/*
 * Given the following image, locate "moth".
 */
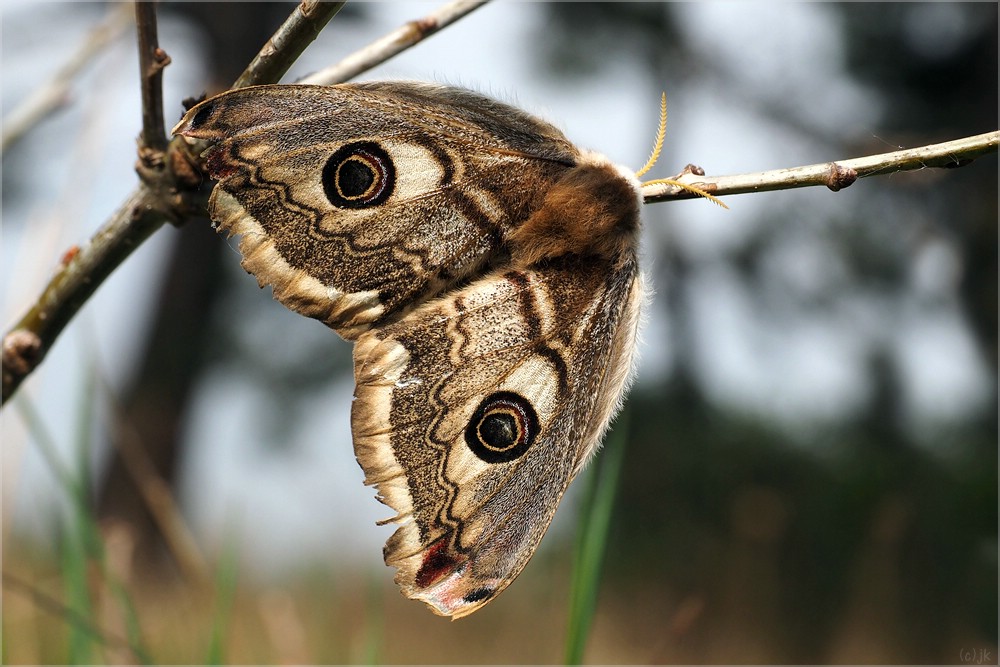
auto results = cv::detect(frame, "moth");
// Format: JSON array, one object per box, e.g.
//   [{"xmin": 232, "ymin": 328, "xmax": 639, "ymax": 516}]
[{"xmin": 174, "ymin": 82, "xmax": 650, "ymax": 618}]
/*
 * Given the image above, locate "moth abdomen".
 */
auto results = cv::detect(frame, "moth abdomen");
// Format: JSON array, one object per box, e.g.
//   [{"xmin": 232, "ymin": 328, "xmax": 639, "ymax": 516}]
[{"xmin": 508, "ymin": 152, "xmax": 642, "ymax": 266}]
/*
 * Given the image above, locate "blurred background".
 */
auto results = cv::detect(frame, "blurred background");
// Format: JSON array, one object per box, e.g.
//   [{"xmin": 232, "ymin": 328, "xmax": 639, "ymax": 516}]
[{"xmin": 2, "ymin": 1, "xmax": 996, "ymax": 663}]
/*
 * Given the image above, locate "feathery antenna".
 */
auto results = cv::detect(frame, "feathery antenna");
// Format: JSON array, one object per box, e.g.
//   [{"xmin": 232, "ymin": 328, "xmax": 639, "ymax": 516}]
[{"xmin": 635, "ymin": 92, "xmax": 729, "ymax": 209}]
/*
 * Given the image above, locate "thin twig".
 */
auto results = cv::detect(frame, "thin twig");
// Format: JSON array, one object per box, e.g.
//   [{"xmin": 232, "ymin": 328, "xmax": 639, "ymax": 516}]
[
  {"xmin": 233, "ymin": 0, "xmax": 346, "ymax": 89},
  {"xmin": 177, "ymin": 0, "xmax": 346, "ymax": 160},
  {"xmin": 2, "ymin": 187, "xmax": 181, "ymax": 405},
  {"xmin": 135, "ymin": 1, "xmax": 169, "ymax": 152},
  {"xmin": 642, "ymin": 130, "xmax": 999, "ymax": 204},
  {"xmin": 1, "ymin": 5, "xmax": 130, "ymax": 153},
  {"xmin": 300, "ymin": 0, "xmax": 491, "ymax": 85}
]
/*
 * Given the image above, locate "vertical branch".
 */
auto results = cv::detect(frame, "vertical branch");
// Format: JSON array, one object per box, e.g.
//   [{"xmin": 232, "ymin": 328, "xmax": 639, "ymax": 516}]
[{"xmin": 134, "ymin": 1, "xmax": 169, "ymax": 152}]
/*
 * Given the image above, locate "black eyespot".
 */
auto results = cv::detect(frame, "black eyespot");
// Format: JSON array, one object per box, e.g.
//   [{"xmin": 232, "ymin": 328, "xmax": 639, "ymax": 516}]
[
  {"xmin": 323, "ymin": 141, "xmax": 395, "ymax": 208},
  {"xmin": 465, "ymin": 392, "xmax": 539, "ymax": 463},
  {"xmin": 463, "ymin": 587, "xmax": 493, "ymax": 604}
]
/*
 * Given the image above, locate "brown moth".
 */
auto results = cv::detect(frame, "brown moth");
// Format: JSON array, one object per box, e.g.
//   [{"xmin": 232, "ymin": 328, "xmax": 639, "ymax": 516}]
[{"xmin": 173, "ymin": 82, "xmax": 644, "ymax": 618}]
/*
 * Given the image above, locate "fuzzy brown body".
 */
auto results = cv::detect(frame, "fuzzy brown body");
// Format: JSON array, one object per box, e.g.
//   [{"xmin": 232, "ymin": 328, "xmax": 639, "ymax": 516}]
[{"xmin": 175, "ymin": 82, "xmax": 643, "ymax": 617}]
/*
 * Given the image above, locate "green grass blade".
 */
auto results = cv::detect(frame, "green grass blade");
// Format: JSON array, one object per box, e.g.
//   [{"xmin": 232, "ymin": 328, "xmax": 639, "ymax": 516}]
[
  {"xmin": 17, "ymin": 387, "xmax": 98, "ymax": 663},
  {"xmin": 15, "ymin": 367, "xmax": 151, "ymax": 663},
  {"xmin": 107, "ymin": 576, "xmax": 151, "ymax": 664},
  {"xmin": 72, "ymin": 363, "xmax": 106, "ymax": 563},
  {"xmin": 79, "ymin": 360, "xmax": 151, "ymax": 662},
  {"xmin": 61, "ymin": 510, "xmax": 95, "ymax": 665},
  {"xmin": 563, "ymin": 409, "xmax": 629, "ymax": 665},
  {"xmin": 205, "ymin": 537, "xmax": 240, "ymax": 665},
  {"xmin": 360, "ymin": 570, "xmax": 384, "ymax": 665}
]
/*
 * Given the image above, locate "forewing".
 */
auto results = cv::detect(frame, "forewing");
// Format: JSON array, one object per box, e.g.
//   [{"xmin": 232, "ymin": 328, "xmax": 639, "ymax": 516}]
[{"xmin": 173, "ymin": 82, "xmax": 579, "ymax": 339}]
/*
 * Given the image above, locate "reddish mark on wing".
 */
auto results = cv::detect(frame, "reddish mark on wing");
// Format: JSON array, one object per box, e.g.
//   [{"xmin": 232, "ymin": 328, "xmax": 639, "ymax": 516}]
[
  {"xmin": 204, "ymin": 147, "xmax": 238, "ymax": 180},
  {"xmin": 415, "ymin": 539, "xmax": 460, "ymax": 588}
]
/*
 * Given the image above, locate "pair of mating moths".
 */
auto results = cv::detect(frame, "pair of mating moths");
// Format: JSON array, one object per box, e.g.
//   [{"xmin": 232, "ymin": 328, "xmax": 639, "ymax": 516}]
[{"xmin": 175, "ymin": 81, "xmax": 650, "ymax": 618}]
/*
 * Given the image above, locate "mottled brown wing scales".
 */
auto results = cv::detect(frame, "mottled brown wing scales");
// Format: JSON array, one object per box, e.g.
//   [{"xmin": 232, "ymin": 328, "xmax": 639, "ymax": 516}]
[
  {"xmin": 173, "ymin": 82, "xmax": 645, "ymax": 618},
  {"xmin": 175, "ymin": 83, "xmax": 579, "ymax": 341},
  {"xmin": 209, "ymin": 188, "xmax": 386, "ymax": 338},
  {"xmin": 352, "ymin": 255, "xmax": 642, "ymax": 617}
]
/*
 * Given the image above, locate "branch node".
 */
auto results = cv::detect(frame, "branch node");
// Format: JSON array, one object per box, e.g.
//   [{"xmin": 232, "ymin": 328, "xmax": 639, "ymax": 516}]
[
  {"xmin": 826, "ymin": 162, "xmax": 858, "ymax": 191},
  {"xmin": 135, "ymin": 145, "xmax": 167, "ymax": 192},
  {"xmin": 137, "ymin": 144, "xmax": 165, "ymax": 169},
  {"xmin": 411, "ymin": 16, "xmax": 441, "ymax": 37},
  {"xmin": 149, "ymin": 47, "xmax": 172, "ymax": 75},
  {"xmin": 3, "ymin": 329, "xmax": 43, "ymax": 380}
]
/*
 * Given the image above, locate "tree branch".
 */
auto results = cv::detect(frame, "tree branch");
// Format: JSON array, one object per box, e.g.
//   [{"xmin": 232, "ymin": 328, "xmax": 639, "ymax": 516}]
[
  {"xmin": 642, "ymin": 130, "xmax": 999, "ymax": 204},
  {"xmin": 300, "ymin": 0, "xmax": 491, "ymax": 85},
  {"xmin": 135, "ymin": 1, "xmax": 169, "ymax": 152},
  {"xmin": 232, "ymin": 0, "xmax": 346, "ymax": 89},
  {"xmin": 2, "ymin": 188, "xmax": 181, "ymax": 404}
]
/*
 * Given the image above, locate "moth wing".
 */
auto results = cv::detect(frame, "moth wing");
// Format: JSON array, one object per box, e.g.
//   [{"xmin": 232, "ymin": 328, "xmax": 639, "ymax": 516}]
[
  {"xmin": 352, "ymin": 256, "xmax": 643, "ymax": 617},
  {"xmin": 173, "ymin": 82, "xmax": 579, "ymax": 339}
]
